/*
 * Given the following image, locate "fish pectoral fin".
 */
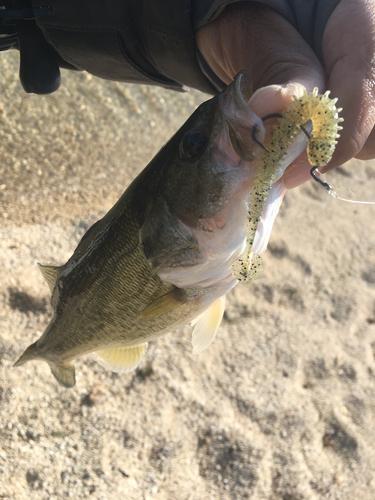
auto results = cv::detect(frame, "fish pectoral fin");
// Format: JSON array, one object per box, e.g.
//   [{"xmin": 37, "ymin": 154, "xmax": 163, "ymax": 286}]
[
  {"xmin": 138, "ymin": 287, "xmax": 188, "ymax": 321},
  {"xmin": 49, "ymin": 362, "xmax": 76, "ymax": 388},
  {"xmin": 38, "ymin": 263, "xmax": 62, "ymax": 292},
  {"xmin": 95, "ymin": 343, "xmax": 148, "ymax": 373},
  {"xmin": 192, "ymin": 296, "xmax": 226, "ymax": 354}
]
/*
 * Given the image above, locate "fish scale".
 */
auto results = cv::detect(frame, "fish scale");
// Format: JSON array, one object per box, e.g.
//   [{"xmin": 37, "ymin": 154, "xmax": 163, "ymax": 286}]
[{"xmin": 48, "ymin": 207, "xmax": 175, "ymax": 352}]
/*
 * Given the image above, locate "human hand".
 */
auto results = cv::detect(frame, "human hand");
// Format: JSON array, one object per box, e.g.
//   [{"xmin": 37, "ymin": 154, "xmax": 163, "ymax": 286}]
[{"xmin": 196, "ymin": 0, "xmax": 375, "ymax": 188}]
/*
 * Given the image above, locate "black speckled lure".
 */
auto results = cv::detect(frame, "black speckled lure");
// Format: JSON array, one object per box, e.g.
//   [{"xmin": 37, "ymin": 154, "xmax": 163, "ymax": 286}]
[{"xmin": 232, "ymin": 88, "xmax": 344, "ymax": 283}]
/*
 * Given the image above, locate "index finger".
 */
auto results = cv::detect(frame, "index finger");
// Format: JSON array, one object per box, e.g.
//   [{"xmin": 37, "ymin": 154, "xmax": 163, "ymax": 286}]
[{"xmin": 320, "ymin": 0, "xmax": 375, "ymax": 172}]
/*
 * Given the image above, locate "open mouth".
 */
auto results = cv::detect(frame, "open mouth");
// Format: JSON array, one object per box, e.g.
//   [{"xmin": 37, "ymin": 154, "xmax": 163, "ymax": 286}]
[
  {"xmin": 219, "ymin": 71, "xmax": 266, "ymax": 162},
  {"xmin": 219, "ymin": 72, "xmax": 315, "ymax": 282}
]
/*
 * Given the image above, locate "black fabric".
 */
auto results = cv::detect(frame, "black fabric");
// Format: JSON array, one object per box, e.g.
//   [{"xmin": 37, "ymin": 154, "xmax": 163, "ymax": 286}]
[{"xmin": 31, "ymin": 0, "xmax": 341, "ymax": 95}]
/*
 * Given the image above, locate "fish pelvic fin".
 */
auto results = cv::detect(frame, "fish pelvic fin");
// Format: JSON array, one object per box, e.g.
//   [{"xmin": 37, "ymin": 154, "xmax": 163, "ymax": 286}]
[
  {"xmin": 13, "ymin": 341, "xmax": 39, "ymax": 367},
  {"xmin": 192, "ymin": 296, "xmax": 226, "ymax": 354},
  {"xmin": 38, "ymin": 263, "xmax": 62, "ymax": 292},
  {"xmin": 49, "ymin": 362, "xmax": 76, "ymax": 388},
  {"xmin": 95, "ymin": 343, "xmax": 148, "ymax": 374}
]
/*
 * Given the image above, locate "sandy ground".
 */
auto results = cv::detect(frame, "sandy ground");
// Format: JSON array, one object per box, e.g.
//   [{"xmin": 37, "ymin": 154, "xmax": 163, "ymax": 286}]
[{"xmin": 1, "ymin": 51, "xmax": 375, "ymax": 500}]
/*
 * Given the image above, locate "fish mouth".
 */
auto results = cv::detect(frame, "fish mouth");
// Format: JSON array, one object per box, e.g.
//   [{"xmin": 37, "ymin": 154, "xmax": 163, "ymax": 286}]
[
  {"xmin": 219, "ymin": 72, "xmax": 314, "ymax": 261},
  {"xmin": 219, "ymin": 71, "xmax": 265, "ymax": 162}
]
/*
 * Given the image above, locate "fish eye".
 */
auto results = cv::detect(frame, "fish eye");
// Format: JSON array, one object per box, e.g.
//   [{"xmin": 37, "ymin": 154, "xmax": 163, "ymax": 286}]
[{"xmin": 179, "ymin": 130, "xmax": 208, "ymax": 160}]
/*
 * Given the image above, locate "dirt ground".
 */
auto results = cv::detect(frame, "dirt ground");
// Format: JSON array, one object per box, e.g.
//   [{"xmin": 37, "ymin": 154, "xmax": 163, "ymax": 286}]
[{"xmin": 1, "ymin": 51, "xmax": 375, "ymax": 500}]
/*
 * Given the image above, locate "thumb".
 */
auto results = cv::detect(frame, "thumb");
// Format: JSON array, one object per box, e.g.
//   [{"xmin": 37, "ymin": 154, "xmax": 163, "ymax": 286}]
[
  {"xmin": 196, "ymin": 2, "xmax": 326, "ymax": 188},
  {"xmin": 196, "ymin": 2, "xmax": 325, "ymax": 93}
]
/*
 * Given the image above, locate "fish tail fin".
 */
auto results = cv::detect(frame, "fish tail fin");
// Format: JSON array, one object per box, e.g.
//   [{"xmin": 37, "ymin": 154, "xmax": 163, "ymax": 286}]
[
  {"xmin": 13, "ymin": 342, "xmax": 39, "ymax": 367},
  {"xmin": 14, "ymin": 343, "xmax": 76, "ymax": 388},
  {"xmin": 49, "ymin": 362, "xmax": 76, "ymax": 388}
]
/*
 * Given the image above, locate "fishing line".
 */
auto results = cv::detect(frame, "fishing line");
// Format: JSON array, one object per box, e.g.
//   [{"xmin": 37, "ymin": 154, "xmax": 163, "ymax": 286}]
[{"xmin": 311, "ymin": 166, "xmax": 375, "ymax": 205}]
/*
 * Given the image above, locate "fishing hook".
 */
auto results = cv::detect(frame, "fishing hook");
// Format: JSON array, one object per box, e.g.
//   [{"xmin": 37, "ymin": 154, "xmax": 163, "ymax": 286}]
[
  {"xmin": 300, "ymin": 124, "xmax": 312, "ymax": 140},
  {"xmin": 251, "ymin": 113, "xmax": 283, "ymax": 151},
  {"xmin": 310, "ymin": 166, "xmax": 333, "ymax": 191}
]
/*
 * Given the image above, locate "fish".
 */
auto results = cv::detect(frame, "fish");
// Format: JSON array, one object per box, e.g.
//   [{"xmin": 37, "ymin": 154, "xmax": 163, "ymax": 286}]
[{"xmin": 14, "ymin": 71, "xmax": 309, "ymax": 388}]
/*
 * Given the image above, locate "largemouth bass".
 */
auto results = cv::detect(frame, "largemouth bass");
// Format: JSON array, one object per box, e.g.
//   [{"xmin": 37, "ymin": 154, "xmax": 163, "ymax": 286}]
[{"xmin": 14, "ymin": 71, "xmax": 309, "ymax": 388}]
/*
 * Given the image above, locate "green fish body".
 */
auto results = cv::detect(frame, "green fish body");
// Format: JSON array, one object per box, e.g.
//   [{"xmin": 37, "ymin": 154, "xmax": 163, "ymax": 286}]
[{"xmin": 14, "ymin": 72, "xmax": 307, "ymax": 387}]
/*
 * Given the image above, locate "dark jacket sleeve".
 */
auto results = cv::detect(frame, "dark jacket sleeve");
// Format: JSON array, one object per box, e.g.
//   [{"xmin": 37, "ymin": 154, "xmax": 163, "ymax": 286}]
[{"xmin": 31, "ymin": 0, "xmax": 341, "ymax": 95}]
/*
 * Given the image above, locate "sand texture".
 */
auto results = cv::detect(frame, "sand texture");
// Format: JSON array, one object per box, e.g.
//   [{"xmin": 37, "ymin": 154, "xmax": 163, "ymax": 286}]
[{"xmin": 1, "ymin": 51, "xmax": 375, "ymax": 499}]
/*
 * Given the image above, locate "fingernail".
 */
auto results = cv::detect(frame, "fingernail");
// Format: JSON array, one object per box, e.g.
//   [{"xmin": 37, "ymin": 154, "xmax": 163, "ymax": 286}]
[
  {"xmin": 280, "ymin": 82, "xmax": 307, "ymax": 103},
  {"xmin": 251, "ymin": 84, "xmax": 283, "ymax": 102}
]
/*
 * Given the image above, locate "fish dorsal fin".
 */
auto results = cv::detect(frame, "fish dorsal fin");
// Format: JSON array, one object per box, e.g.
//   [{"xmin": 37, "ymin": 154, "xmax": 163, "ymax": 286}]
[
  {"xmin": 192, "ymin": 296, "xmax": 226, "ymax": 354},
  {"xmin": 95, "ymin": 343, "xmax": 148, "ymax": 373},
  {"xmin": 138, "ymin": 287, "xmax": 188, "ymax": 321},
  {"xmin": 37, "ymin": 263, "xmax": 62, "ymax": 292}
]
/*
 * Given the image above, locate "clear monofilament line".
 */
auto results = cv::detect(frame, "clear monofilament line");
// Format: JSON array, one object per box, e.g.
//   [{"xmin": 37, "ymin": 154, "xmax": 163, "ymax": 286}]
[
  {"xmin": 311, "ymin": 167, "xmax": 375, "ymax": 205},
  {"xmin": 329, "ymin": 190, "xmax": 375, "ymax": 205}
]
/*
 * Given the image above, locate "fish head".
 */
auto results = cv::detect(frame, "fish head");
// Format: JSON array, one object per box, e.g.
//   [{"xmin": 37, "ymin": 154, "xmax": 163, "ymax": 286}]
[
  {"xmin": 140, "ymin": 71, "xmax": 268, "ymax": 287},
  {"xmin": 159, "ymin": 71, "xmax": 265, "ymax": 227}
]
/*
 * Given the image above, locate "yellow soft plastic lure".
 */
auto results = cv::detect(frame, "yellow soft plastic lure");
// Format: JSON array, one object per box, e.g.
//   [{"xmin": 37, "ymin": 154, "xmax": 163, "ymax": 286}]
[{"xmin": 232, "ymin": 88, "xmax": 344, "ymax": 283}]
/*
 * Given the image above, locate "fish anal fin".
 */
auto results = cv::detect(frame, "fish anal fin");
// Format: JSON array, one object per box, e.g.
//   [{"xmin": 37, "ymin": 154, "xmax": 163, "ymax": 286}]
[
  {"xmin": 38, "ymin": 263, "xmax": 62, "ymax": 292},
  {"xmin": 138, "ymin": 288, "xmax": 188, "ymax": 321},
  {"xmin": 96, "ymin": 343, "xmax": 148, "ymax": 373},
  {"xmin": 50, "ymin": 362, "xmax": 76, "ymax": 388},
  {"xmin": 192, "ymin": 296, "xmax": 226, "ymax": 354}
]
